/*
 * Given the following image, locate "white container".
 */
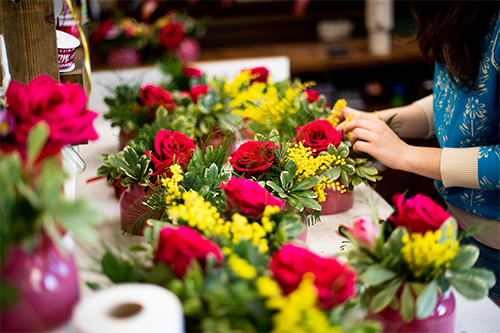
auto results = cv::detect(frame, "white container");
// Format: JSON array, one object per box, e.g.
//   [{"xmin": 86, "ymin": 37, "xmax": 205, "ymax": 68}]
[{"xmin": 56, "ymin": 30, "xmax": 80, "ymax": 72}]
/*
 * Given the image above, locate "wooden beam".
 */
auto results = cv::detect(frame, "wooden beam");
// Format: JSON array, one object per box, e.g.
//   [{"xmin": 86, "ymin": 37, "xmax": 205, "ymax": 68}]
[{"xmin": 0, "ymin": 0, "xmax": 59, "ymax": 84}]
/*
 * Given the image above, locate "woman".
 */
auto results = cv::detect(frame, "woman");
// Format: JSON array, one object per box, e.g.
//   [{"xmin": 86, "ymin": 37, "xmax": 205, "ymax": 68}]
[{"xmin": 339, "ymin": 1, "xmax": 499, "ymax": 303}]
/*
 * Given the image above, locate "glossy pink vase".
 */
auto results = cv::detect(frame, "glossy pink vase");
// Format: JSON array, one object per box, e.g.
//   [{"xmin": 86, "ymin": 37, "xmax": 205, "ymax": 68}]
[
  {"xmin": 107, "ymin": 47, "xmax": 142, "ymax": 68},
  {"xmin": 120, "ymin": 184, "xmax": 152, "ymax": 236},
  {"xmin": 0, "ymin": 235, "xmax": 80, "ymax": 332},
  {"xmin": 320, "ymin": 187, "xmax": 354, "ymax": 215},
  {"xmin": 368, "ymin": 291, "xmax": 456, "ymax": 333}
]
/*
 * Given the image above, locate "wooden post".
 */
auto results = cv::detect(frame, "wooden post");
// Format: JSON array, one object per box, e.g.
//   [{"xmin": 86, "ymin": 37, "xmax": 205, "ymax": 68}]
[{"xmin": 0, "ymin": 0, "xmax": 59, "ymax": 84}]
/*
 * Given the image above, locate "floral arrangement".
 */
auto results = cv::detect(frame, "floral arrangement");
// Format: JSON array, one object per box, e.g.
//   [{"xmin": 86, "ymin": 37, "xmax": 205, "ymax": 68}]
[
  {"xmin": 342, "ymin": 193, "xmax": 496, "ymax": 322},
  {"xmin": 88, "ymin": 180, "xmax": 380, "ymax": 332},
  {"xmin": 149, "ymin": 10, "xmax": 207, "ymax": 56},
  {"xmin": 90, "ymin": 17, "xmax": 150, "ymax": 51},
  {"xmin": 0, "ymin": 75, "xmax": 102, "ymax": 310},
  {"xmin": 222, "ymin": 67, "xmax": 331, "ymax": 141},
  {"xmin": 90, "ymin": 10, "xmax": 207, "ymax": 63},
  {"xmin": 102, "ymin": 58, "xmax": 240, "ymax": 149},
  {"xmin": 228, "ymin": 116, "xmax": 381, "ymax": 225}
]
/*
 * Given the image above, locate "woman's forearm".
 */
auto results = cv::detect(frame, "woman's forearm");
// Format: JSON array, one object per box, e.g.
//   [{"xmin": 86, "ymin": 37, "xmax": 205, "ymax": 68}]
[
  {"xmin": 398, "ymin": 145, "xmax": 442, "ymax": 181},
  {"xmin": 377, "ymin": 102, "xmax": 431, "ymax": 139}
]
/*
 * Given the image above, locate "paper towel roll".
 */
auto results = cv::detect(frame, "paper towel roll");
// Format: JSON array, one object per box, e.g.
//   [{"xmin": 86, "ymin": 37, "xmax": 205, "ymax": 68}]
[{"xmin": 72, "ymin": 283, "xmax": 184, "ymax": 333}]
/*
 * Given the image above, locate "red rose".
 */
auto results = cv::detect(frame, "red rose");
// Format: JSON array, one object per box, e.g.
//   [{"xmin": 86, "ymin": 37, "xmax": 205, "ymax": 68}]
[
  {"xmin": 183, "ymin": 67, "xmax": 202, "ymax": 78},
  {"xmin": 91, "ymin": 20, "xmax": 114, "ymax": 44},
  {"xmin": 247, "ymin": 67, "xmax": 269, "ymax": 84},
  {"xmin": 189, "ymin": 85, "xmax": 210, "ymax": 103},
  {"xmin": 270, "ymin": 243, "xmax": 356, "ymax": 309},
  {"xmin": 295, "ymin": 119, "xmax": 343, "ymax": 155},
  {"xmin": 140, "ymin": 84, "xmax": 177, "ymax": 113},
  {"xmin": 147, "ymin": 130, "xmax": 195, "ymax": 177},
  {"xmin": 304, "ymin": 89, "xmax": 320, "ymax": 102},
  {"xmin": 229, "ymin": 141, "xmax": 278, "ymax": 178},
  {"xmin": 389, "ymin": 193, "xmax": 452, "ymax": 234},
  {"xmin": 221, "ymin": 177, "xmax": 284, "ymax": 218},
  {"xmin": 155, "ymin": 226, "xmax": 223, "ymax": 278},
  {"xmin": 158, "ymin": 23, "xmax": 184, "ymax": 49},
  {"xmin": 4, "ymin": 75, "xmax": 98, "ymax": 158}
]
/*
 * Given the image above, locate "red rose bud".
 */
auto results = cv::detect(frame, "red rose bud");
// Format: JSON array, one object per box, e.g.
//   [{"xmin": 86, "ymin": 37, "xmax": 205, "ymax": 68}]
[
  {"xmin": 155, "ymin": 226, "xmax": 223, "ymax": 279},
  {"xmin": 229, "ymin": 140, "xmax": 278, "ymax": 178},
  {"xmin": 304, "ymin": 89, "xmax": 320, "ymax": 102},
  {"xmin": 389, "ymin": 193, "xmax": 452, "ymax": 234},
  {"xmin": 147, "ymin": 129, "xmax": 195, "ymax": 178},
  {"xmin": 183, "ymin": 67, "xmax": 202, "ymax": 78},
  {"xmin": 189, "ymin": 85, "xmax": 210, "ymax": 103},
  {"xmin": 5, "ymin": 75, "xmax": 98, "ymax": 159},
  {"xmin": 295, "ymin": 119, "xmax": 343, "ymax": 155},
  {"xmin": 140, "ymin": 85, "xmax": 177, "ymax": 113},
  {"xmin": 247, "ymin": 67, "xmax": 270, "ymax": 84},
  {"xmin": 270, "ymin": 243, "xmax": 356, "ymax": 309},
  {"xmin": 158, "ymin": 23, "xmax": 184, "ymax": 48},
  {"xmin": 221, "ymin": 177, "xmax": 284, "ymax": 218}
]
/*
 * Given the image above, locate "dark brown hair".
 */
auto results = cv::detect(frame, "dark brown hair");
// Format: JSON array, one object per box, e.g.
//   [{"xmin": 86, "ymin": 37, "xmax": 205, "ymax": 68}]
[{"xmin": 409, "ymin": 0, "xmax": 499, "ymax": 91}]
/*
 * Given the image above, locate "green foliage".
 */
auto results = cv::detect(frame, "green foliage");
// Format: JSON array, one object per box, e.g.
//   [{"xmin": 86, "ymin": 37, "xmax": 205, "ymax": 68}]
[
  {"xmin": 343, "ymin": 215, "xmax": 496, "ymax": 322},
  {"xmin": 0, "ymin": 122, "xmax": 102, "ymax": 309}
]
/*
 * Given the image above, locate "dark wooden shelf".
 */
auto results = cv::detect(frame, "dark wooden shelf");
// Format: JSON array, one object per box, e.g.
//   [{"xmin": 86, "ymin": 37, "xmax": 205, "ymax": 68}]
[
  {"xmin": 199, "ymin": 37, "xmax": 425, "ymax": 77},
  {"xmin": 60, "ymin": 46, "xmax": 89, "ymax": 93}
]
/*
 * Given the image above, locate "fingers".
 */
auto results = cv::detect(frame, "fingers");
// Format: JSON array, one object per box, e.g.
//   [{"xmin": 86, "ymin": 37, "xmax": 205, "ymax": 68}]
[{"xmin": 348, "ymin": 127, "xmax": 375, "ymax": 146}]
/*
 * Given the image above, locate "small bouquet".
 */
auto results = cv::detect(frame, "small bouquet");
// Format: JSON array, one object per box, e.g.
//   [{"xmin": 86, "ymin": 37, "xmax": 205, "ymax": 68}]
[
  {"xmin": 342, "ymin": 193, "xmax": 496, "ymax": 323},
  {"xmin": 148, "ymin": 10, "xmax": 207, "ymax": 61},
  {"xmin": 88, "ymin": 186, "xmax": 379, "ymax": 332},
  {"xmin": 0, "ymin": 76, "xmax": 102, "ymax": 322},
  {"xmin": 224, "ymin": 67, "xmax": 331, "ymax": 141},
  {"xmin": 90, "ymin": 17, "xmax": 150, "ymax": 51}
]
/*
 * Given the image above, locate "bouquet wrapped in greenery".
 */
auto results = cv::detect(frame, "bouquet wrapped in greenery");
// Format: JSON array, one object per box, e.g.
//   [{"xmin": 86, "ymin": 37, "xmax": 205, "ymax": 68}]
[
  {"xmin": 88, "ymin": 181, "xmax": 380, "ymax": 332},
  {"xmin": 342, "ymin": 193, "xmax": 496, "ymax": 322}
]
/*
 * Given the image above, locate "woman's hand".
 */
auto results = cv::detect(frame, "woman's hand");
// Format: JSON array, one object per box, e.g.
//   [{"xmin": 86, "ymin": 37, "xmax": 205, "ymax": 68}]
[
  {"xmin": 336, "ymin": 106, "xmax": 381, "ymax": 131},
  {"xmin": 341, "ymin": 116, "xmax": 409, "ymax": 171}
]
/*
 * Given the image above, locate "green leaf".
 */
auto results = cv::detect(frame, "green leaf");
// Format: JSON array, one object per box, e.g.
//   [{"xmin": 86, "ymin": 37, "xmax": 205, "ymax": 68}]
[
  {"xmin": 370, "ymin": 280, "xmax": 402, "ymax": 313},
  {"xmin": 341, "ymin": 163, "xmax": 356, "ymax": 175},
  {"xmin": 359, "ymin": 265, "xmax": 397, "ymax": 286},
  {"xmin": 337, "ymin": 142, "xmax": 349, "ymax": 159},
  {"xmin": 448, "ymin": 269, "xmax": 495, "ymax": 299},
  {"xmin": 416, "ymin": 280, "xmax": 437, "ymax": 319},
  {"xmin": 290, "ymin": 194, "xmax": 321, "ymax": 211},
  {"xmin": 205, "ymin": 163, "xmax": 218, "ymax": 180},
  {"xmin": 327, "ymin": 144, "xmax": 338, "ymax": 155},
  {"xmin": 27, "ymin": 121, "xmax": 49, "ymax": 167},
  {"xmin": 400, "ymin": 284, "xmax": 415, "ymax": 322},
  {"xmin": 266, "ymin": 181, "xmax": 287, "ymax": 198},
  {"xmin": 101, "ymin": 248, "xmax": 137, "ymax": 283},
  {"xmin": 340, "ymin": 170, "xmax": 349, "ymax": 187},
  {"xmin": 324, "ymin": 167, "xmax": 341, "ymax": 180},
  {"xmin": 291, "ymin": 176, "xmax": 321, "ymax": 192},
  {"xmin": 280, "ymin": 171, "xmax": 293, "ymax": 190},
  {"xmin": 449, "ymin": 245, "xmax": 479, "ymax": 271},
  {"xmin": 285, "ymin": 159, "xmax": 297, "ymax": 177}
]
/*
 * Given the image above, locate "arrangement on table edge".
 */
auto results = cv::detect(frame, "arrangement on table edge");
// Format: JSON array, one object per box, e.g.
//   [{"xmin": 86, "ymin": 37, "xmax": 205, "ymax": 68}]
[
  {"xmin": 0, "ymin": 75, "xmax": 102, "ymax": 330},
  {"xmin": 97, "ymin": 62, "xmax": 383, "ymax": 233},
  {"xmin": 341, "ymin": 193, "xmax": 496, "ymax": 323}
]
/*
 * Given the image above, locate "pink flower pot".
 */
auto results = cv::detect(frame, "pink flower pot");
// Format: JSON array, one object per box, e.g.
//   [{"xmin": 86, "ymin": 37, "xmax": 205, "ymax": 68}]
[
  {"xmin": 0, "ymin": 234, "xmax": 80, "ymax": 332},
  {"xmin": 107, "ymin": 47, "xmax": 142, "ymax": 68},
  {"xmin": 320, "ymin": 187, "xmax": 354, "ymax": 215},
  {"xmin": 120, "ymin": 184, "xmax": 153, "ymax": 236},
  {"xmin": 367, "ymin": 291, "xmax": 456, "ymax": 333}
]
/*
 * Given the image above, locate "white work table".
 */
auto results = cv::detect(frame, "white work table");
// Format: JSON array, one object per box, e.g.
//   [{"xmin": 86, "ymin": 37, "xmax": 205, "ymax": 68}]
[{"xmin": 69, "ymin": 114, "xmax": 500, "ymax": 333}]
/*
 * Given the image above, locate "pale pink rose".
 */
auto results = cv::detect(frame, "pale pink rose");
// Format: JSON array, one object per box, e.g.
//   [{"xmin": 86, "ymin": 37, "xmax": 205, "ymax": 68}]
[{"xmin": 349, "ymin": 216, "xmax": 380, "ymax": 250}]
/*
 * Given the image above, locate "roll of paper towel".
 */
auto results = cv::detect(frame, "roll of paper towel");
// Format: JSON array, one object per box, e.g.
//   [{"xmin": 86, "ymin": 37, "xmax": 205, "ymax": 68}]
[{"xmin": 72, "ymin": 283, "xmax": 184, "ymax": 333}]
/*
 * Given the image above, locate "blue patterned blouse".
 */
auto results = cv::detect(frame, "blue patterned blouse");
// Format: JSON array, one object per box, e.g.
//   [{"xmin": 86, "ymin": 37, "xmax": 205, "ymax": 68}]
[{"xmin": 433, "ymin": 11, "xmax": 500, "ymax": 221}]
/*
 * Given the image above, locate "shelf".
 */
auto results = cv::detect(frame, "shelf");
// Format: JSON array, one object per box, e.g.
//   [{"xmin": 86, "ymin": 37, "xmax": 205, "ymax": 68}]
[
  {"xmin": 199, "ymin": 37, "xmax": 426, "ymax": 77},
  {"xmin": 60, "ymin": 46, "xmax": 89, "ymax": 94}
]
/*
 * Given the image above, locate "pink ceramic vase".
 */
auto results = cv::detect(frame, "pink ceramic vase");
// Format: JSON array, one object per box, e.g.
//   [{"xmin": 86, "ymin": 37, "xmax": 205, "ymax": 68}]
[
  {"xmin": 107, "ymin": 47, "xmax": 142, "ymax": 68},
  {"xmin": 367, "ymin": 291, "xmax": 456, "ymax": 333},
  {"xmin": 320, "ymin": 187, "xmax": 354, "ymax": 215},
  {"xmin": 120, "ymin": 184, "xmax": 153, "ymax": 236},
  {"xmin": 0, "ymin": 234, "xmax": 80, "ymax": 332}
]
